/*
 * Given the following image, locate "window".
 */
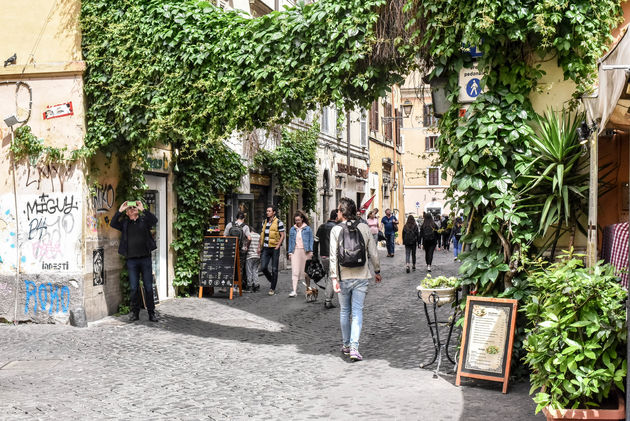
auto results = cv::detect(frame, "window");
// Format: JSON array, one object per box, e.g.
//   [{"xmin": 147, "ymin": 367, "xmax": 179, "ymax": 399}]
[
  {"xmin": 384, "ymin": 101, "xmax": 393, "ymax": 142},
  {"xmin": 369, "ymin": 100, "xmax": 379, "ymax": 132},
  {"xmin": 425, "ymin": 135, "xmax": 438, "ymax": 152},
  {"xmin": 321, "ymin": 105, "xmax": 329, "ymax": 133},
  {"xmin": 360, "ymin": 110, "xmax": 367, "ymax": 147},
  {"xmin": 428, "ymin": 168, "xmax": 440, "ymax": 186},
  {"xmin": 423, "ymin": 104, "xmax": 437, "ymax": 127}
]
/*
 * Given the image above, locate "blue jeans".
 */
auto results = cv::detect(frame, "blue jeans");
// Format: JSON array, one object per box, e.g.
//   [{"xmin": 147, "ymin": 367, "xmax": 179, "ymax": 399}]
[
  {"xmin": 338, "ymin": 278, "xmax": 369, "ymax": 350},
  {"xmin": 385, "ymin": 233, "xmax": 395, "ymax": 255},
  {"xmin": 127, "ymin": 256, "xmax": 155, "ymax": 314},
  {"xmin": 260, "ymin": 247, "xmax": 280, "ymax": 290},
  {"xmin": 453, "ymin": 236, "xmax": 463, "ymax": 258}
]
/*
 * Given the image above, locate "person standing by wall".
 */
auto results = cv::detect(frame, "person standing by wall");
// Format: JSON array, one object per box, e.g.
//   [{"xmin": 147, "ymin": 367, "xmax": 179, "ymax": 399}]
[
  {"xmin": 402, "ymin": 215, "xmax": 419, "ymax": 273},
  {"xmin": 330, "ymin": 197, "xmax": 381, "ymax": 361},
  {"xmin": 380, "ymin": 208, "xmax": 398, "ymax": 257},
  {"xmin": 224, "ymin": 211, "xmax": 251, "ymax": 290},
  {"xmin": 110, "ymin": 200, "xmax": 158, "ymax": 322},
  {"xmin": 420, "ymin": 213, "xmax": 439, "ymax": 272},
  {"xmin": 314, "ymin": 210, "xmax": 339, "ymax": 309},
  {"xmin": 259, "ymin": 205, "xmax": 285, "ymax": 296},
  {"xmin": 287, "ymin": 210, "xmax": 313, "ymax": 298}
]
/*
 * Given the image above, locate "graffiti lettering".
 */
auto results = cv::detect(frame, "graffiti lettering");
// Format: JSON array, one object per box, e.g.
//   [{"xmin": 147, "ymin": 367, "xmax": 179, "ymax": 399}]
[
  {"xmin": 41, "ymin": 262, "xmax": 69, "ymax": 270},
  {"xmin": 27, "ymin": 214, "xmax": 74, "ymax": 241},
  {"xmin": 92, "ymin": 184, "xmax": 115, "ymax": 213},
  {"xmin": 25, "ymin": 162, "xmax": 74, "ymax": 193},
  {"xmin": 32, "ymin": 239, "xmax": 62, "ymax": 260},
  {"xmin": 24, "ymin": 280, "xmax": 70, "ymax": 314},
  {"xmin": 25, "ymin": 194, "xmax": 78, "ymax": 220}
]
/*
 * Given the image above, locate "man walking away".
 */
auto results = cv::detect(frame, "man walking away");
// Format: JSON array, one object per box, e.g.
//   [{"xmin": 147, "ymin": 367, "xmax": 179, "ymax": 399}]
[
  {"xmin": 330, "ymin": 198, "xmax": 381, "ymax": 361},
  {"xmin": 110, "ymin": 200, "xmax": 159, "ymax": 322},
  {"xmin": 380, "ymin": 208, "xmax": 398, "ymax": 257},
  {"xmin": 314, "ymin": 210, "xmax": 338, "ymax": 309},
  {"xmin": 224, "ymin": 211, "xmax": 251, "ymax": 290},
  {"xmin": 258, "ymin": 205, "xmax": 285, "ymax": 296}
]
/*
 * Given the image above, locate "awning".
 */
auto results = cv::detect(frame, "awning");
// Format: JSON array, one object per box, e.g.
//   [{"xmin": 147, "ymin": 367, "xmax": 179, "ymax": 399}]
[{"xmin": 584, "ymin": 25, "xmax": 630, "ymax": 133}]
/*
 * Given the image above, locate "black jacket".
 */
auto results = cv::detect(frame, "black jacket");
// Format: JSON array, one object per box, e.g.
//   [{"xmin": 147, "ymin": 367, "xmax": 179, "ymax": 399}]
[
  {"xmin": 110, "ymin": 210, "xmax": 158, "ymax": 258},
  {"xmin": 314, "ymin": 220, "xmax": 337, "ymax": 258}
]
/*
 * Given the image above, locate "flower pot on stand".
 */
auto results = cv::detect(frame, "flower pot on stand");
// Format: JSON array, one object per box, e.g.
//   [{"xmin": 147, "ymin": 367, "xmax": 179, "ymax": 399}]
[{"xmin": 417, "ymin": 286, "xmax": 456, "ymax": 307}]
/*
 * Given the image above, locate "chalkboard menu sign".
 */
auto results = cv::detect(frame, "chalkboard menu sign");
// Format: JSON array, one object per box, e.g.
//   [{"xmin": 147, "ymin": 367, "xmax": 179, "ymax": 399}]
[
  {"xmin": 456, "ymin": 296, "xmax": 518, "ymax": 394},
  {"xmin": 199, "ymin": 236, "xmax": 238, "ymax": 287}
]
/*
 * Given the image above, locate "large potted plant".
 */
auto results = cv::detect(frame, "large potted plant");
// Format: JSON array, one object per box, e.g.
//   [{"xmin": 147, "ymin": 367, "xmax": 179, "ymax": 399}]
[
  {"xmin": 523, "ymin": 255, "xmax": 627, "ymax": 420},
  {"xmin": 416, "ymin": 275, "xmax": 458, "ymax": 307}
]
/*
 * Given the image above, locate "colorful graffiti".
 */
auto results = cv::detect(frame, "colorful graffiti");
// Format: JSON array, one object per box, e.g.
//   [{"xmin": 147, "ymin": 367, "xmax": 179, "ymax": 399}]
[
  {"xmin": 0, "ymin": 200, "xmax": 17, "ymax": 272},
  {"xmin": 24, "ymin": 280, "xmax": 71, "ymax": 315}
]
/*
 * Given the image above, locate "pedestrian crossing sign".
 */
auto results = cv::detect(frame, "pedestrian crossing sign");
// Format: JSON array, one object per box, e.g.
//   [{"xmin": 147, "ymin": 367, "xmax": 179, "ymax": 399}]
[{"xmin": 458, "ymin": 62, "xmax": 484, "ymax": 103}]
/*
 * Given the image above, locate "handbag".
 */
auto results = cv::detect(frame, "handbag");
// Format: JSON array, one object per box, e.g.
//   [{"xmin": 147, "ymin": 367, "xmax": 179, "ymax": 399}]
[
  {"xmin": 305, "ymin": 259, "xmax": 325, "ymax": 282},
  {"xmin": 377, "ymin": 231, "xmax": 386, "ymax": 242}
]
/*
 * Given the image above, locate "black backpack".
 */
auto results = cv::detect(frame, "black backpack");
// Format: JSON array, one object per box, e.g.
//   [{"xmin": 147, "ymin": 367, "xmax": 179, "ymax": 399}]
[
  {"xmin": 337, "ymin": 219, "xmax": 367, "ymax": 268},
  {"xmin": 422, "ymin": 224, "xmax": 436, "ymax": 241},
  {"xmin": 228, "ymin": 222, "xmax": 248, "ymax": 250},
  {"xmin": 402, "ymin": 226, "xmax": 418, "ymax": 246}
]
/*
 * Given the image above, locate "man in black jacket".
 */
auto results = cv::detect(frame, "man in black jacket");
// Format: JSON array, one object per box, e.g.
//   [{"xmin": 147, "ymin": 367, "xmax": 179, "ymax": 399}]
[
  {"xmin": 110, "ymin": 200, "xmax": 158, "ymax": 322},
  {"xmin": 314, "ymin": 210, "xmax": 338, "ymax": 309}
]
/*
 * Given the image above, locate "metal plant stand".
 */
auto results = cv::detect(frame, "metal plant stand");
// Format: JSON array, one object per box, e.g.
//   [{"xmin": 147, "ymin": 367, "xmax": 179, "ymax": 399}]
[{"xmin": 418, "ymin": 289, "xmax": 460, "ymax": 378}]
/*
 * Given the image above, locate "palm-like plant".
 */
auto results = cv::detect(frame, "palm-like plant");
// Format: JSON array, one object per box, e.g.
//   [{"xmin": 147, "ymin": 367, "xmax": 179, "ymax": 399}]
[{"xmin": 518, "ymin": 109, "xmax": 589, "ymax": 258}]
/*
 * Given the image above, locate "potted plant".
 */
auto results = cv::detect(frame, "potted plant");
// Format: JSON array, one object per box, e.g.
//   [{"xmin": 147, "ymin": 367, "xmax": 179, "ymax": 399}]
[
  {"xmin": 416, "ymin": 275, "xmax": 458, "ymax": 307},
  {"xmin": 523, "ymin": 255, "xmax": 627, "ymax": 420}
]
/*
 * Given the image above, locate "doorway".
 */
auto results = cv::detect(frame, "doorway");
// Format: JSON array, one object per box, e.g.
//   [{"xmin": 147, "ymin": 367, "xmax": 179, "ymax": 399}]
[{"xmin": 144, "ymin": 174, "xmax": 168, "ymax": 300}]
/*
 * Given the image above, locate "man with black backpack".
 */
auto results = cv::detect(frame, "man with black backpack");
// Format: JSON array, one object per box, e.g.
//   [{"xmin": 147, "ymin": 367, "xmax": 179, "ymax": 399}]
[
  {"xmin": 329, "ymin": 197, "xmax": 381, "ymax": 362},
  {"xmin": 224, "ymin": 211, "xmax": 251, "ymax": 290}
]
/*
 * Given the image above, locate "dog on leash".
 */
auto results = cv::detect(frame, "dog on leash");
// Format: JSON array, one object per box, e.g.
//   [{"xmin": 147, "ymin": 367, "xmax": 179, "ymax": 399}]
[{"xmin": 302, "ymin": 282, "xmax": 318, "ymax": 302}]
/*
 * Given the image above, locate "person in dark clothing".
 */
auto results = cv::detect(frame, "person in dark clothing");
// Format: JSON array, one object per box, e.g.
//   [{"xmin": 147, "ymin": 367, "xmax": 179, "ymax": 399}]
[
  {"xmin": 110, "ymin": 200, "xmax": 158, "ymax": 322},
  {"xmin": 402, "ymin": 215, "xmax": 419, "ymax": 273},
  {"xmin": 420, "ymin": 213, "xmax": 439, "ymax": 272},
  {"xmin": 314, "ymin": 210, "xmax": 339, "ymax": 308},
  {"xmin": 441, "ymin": 215, "xmax": 451, "ymax": 252},
  {"xmin": 451, "ymin": 217, "xmax": 464, "ymax": 260},
  {"xmin": 380, "ymin": 208, "xmax": 398, "ymax": 257}
]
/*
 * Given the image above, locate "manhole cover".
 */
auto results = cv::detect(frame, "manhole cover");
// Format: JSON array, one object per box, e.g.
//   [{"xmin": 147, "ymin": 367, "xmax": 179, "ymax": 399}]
[{"xmin": 0, "ymin": 360, "xmax": 61, "ymax": 371}]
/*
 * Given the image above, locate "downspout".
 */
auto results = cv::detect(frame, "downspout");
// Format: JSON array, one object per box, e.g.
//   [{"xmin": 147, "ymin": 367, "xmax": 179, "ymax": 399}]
[
  {"xmin": 346, "ymin": 110, "xmax": 351, "ymax": 169},
  {"xmin": 10, "ymin": 127, "xmax": 21, "ymax": 324}
]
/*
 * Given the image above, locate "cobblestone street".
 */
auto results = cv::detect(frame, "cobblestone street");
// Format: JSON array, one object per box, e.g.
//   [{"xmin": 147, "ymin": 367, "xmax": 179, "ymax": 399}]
[{"xmin": 0, "ymin": 246, "xmax": 543, "ymax": 420}]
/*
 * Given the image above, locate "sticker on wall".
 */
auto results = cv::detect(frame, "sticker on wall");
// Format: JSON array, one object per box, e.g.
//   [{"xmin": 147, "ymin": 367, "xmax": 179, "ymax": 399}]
[{"xmin": 43, "ymin": 102, "xmax": 73, "ymax": 120}]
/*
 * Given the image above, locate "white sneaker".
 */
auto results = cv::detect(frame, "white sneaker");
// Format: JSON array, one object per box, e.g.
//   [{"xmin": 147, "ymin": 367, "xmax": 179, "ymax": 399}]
[
  {"xmin": 427, "ymin": 265, "xmax": 432, "ymax": 272},
  {"xmin": 289, "ymin": 291, "xmax": 297, "ymax": 297}
]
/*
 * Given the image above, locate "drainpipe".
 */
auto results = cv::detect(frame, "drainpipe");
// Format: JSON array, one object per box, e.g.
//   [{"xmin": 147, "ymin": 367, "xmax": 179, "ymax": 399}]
[
  {"xmin": 10, "ymin": 127, "xmax": 21, "ymax": 325},
  {"xmin": 346, "ymin": 110, "xmax": 351, "ymax": 169}
]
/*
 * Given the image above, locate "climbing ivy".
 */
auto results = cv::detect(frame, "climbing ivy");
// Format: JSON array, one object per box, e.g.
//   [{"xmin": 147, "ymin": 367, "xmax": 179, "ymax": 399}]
[
  {"xmin": 9, "ymin": 125, "xmax": 89, "ymax": 165},
  {"xmin": 407, "ymin": 0, "xmax": 623, "ymax": 296},
  {"xmin": 254, "ymin": 125, "xmax": 319, "ymax": 217},
  {"xmin": 171, "ymin": 142, "xmax": 246, "ymax": 293}
]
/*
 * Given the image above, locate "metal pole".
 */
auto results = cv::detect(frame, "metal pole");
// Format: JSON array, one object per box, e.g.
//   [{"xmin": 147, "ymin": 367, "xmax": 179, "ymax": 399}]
[{"xmin": 586, "ymin": 129, "xmax": 598, "ymax": 267}]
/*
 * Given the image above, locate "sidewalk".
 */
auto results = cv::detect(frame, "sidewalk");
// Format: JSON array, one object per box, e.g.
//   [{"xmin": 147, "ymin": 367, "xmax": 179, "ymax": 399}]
[{"xmin": 0, "ymin": 245, "xmax": 543, "ymax": 420}]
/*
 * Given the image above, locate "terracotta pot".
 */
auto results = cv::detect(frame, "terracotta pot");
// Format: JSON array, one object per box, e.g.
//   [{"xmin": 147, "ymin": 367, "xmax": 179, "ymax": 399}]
[
  {"xmin": 542, "ymin": 392, "xmax": 625, "ymax": 421},
  {"xmin": 417, "ymin": 286, "xmax": 456, "ymax": 307}
]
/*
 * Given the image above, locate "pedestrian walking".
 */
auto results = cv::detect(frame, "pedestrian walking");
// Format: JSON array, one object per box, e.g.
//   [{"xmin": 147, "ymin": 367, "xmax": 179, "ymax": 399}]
[
  {"xmin": 420, "ymin": 212, "xmax": 439, "ymax": 272},
  {"xmin": 314, "ymin": 210, "xmax": 339, "ymax": 308},
  {"xmin": 402, "ymin": 215, "xmax": 419, "ymax": 273},
  {"xmin": 366, "ymin": 210, "xmax": 379, "ymax": 242},
  {"xmin": 441, "ymin": 215, "xmax": 451, "ymax": 252},
  {"xmin": 380, "ymin": 208, "xmax": 398, "ymax": 257},
  {"xmin": 287, "ymin": 210, "xmax": 314, "ymax": 298},
  {"xmin": 330, "ymin": 197, "xmax": 381, "ymax": 361},
  {"xmin": 451, "ymin": 217, "xmax": 464, "ymax": 260},
  {"xmin": 246, "ymin": 228, "xmax": 261, "ymax": 292},
  {"xmin": 110, "ymin": 200, "xmax": 159, "ymax": 322},
  {"xmin": 224, "ymin": 211, "xmax": 251, "ymax": 290},
  {"xmin": 259, "ymin": 205, "xmax": 286, "ymax": 296}
]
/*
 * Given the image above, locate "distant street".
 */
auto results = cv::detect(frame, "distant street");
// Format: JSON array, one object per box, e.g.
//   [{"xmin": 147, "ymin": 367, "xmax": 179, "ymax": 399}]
[{"xmin": 0, "ymin": 245, "xmax": 542, "ymax": 420}]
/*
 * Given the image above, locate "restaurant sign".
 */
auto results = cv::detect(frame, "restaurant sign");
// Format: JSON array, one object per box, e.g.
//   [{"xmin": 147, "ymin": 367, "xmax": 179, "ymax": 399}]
[{"xmin": 337, "ymin": 163, "xmax": 368, "ymax": 179}]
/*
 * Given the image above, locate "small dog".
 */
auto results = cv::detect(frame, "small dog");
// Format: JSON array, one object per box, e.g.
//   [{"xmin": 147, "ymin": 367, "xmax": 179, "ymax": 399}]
[{"xmin": 302, "ymin": 282, "xmax": 318, "ymax": 302}]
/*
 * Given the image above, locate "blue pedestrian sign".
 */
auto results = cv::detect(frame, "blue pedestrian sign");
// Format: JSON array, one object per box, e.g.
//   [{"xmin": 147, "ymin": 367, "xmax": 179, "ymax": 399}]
[
  {"xmin": 415, "ymin": 201, "xmax": 420, "ymax": 207},
  {"xmin": 466, "ymin": 78, "xmax": 481, "ymax": 98}
]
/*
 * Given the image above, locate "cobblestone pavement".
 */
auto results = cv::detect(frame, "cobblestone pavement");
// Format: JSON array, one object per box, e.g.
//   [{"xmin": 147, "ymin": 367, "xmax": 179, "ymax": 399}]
[{"xmin": 0, "ymin": 245, "xmax": 543, "ymax": 420}]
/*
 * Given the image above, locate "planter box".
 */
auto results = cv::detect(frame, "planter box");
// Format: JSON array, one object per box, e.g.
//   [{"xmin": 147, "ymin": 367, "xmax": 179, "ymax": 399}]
[
  {"xmin": 542, "ymin": 392, "xmax": 625, "ymax": 421},
  {"xmin": 417, "ymin": 286, "xmax": 456, "ymax": 307}
]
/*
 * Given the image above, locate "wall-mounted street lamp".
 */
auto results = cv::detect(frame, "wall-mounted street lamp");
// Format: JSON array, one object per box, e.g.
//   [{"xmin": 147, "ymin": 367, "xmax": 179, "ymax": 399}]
[
  {"xmin": 423, "ymin": 76, "xmax": 450, "ymax": 118},
  {"xmin": 382, "ymin": 100, "xmax": 413, "ymax": 124},
  {"xmin": 4, "ymin": 115, "xmax": 18, "ymax": 127}
]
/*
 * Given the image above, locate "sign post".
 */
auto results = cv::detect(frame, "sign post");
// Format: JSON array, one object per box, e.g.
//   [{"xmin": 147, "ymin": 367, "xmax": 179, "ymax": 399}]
[
  {"xmin": 198, "ymin": 236, "xmax": 242, "ymax": 300},
  {"xmin": 456, "ymin": 296, "xmax": 518, "ymax": 393}
]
